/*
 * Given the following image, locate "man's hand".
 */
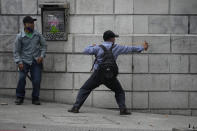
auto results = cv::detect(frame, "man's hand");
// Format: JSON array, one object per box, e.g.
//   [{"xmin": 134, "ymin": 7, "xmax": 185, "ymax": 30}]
[
  {"xmin": 37, "ymin": 57, "xmax": 43, "ymax": 64},
  {"xmin": 92, "ymin": 43, "xmax": 96, "ymax": 46},
  {"xmin": 18, "ymin": 63, "xmax": 24, "ymax": 71},
  {"xmin": 143, "ymin": 41, "xmax": 148, "ymax": 51}
]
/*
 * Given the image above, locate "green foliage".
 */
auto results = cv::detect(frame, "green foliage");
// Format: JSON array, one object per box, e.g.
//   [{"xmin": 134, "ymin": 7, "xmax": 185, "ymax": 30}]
[{"xmin": 50, "ymin": 25, "xmax": 59, "ymax": 34}]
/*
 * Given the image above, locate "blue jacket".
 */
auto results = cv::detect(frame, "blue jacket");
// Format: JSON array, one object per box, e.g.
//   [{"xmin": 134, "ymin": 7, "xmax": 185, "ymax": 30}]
[
  {"xmin": 13, "ymin": 30, "xmax": 47, "ymax": 65},
  {"xmin": 84, "ymin": 41, "xmax": 144, "ymax": 70}
]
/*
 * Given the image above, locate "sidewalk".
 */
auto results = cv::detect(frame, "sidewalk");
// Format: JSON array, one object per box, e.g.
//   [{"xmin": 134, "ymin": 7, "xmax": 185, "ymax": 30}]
[{"xmin": 0, "ymin": 97, "xmax": 197, "ymax": 131}]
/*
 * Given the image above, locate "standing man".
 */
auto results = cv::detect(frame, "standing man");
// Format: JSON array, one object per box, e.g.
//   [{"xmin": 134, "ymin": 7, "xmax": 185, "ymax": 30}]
[
  {"xmin": 68, "ymin": 30, "xmax": 148, "ymax": 115},
  {"xmin": 13, "ymin": 16, "xmax": 47, "ymax": 105}
]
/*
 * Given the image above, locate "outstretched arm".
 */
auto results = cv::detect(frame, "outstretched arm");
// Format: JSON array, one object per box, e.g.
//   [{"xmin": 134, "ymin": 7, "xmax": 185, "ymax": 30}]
[
  {"xmin": 116, "ymin": 41, "xmax": 148, "ymax": 54},
  {"xmin": 83, "ymin": 44, "xmax": 98, "ymax": 55}
]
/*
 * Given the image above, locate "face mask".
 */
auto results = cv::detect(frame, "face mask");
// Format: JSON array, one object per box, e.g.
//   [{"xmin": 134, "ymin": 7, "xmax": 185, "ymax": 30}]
[{"xmin": 26, "ymin": 27, "xmax": 34, "ymax": 33}]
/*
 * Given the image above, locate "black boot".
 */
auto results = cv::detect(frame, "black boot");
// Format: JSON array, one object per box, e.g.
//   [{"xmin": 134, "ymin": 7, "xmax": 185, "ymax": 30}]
[
  {"xmin": 32, "ymin": 98, "xmax": 41, "ymax": 105},
  {"xmin": 68, "ymin": 107, "xmax": 79, "ymax": 113},
  {"xmin": 120, "ymin": 108, "xmax": 131, "ymax": 115},
  {"xmin": 15, "ymin": 97, "xmax": 24, "ymax": 105}
]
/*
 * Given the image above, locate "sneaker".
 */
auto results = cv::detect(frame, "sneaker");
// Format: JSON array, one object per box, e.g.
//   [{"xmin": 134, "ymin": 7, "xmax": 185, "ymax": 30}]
[
  {"xmin": 120, "ymin": 108, "xmax": 131, "ymax": 115},
  {"xmin": 15, "ymin": 97, "xmax": 24, "ymax": 105},
  {"xmin": 68, "ymin": 107, "xmax": 79, "ymax": 113},
  {"xmin": 32, "ymin": 99, "xmax": 41, "ymax": 105}
]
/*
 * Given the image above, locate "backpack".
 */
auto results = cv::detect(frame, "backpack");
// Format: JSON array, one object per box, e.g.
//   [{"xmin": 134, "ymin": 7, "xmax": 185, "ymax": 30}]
[{"xmin": 93, "ymin": 44, "xmax": 119, "ymax": 79}]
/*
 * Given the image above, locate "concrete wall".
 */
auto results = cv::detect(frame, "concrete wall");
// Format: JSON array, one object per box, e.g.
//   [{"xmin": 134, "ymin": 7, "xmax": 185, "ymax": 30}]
[{"xmin": 0, "ymin": 0, "xmax": 197, "ymax": 116}]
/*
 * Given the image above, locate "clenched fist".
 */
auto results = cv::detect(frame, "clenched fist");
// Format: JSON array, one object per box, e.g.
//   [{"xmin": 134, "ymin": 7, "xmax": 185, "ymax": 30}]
[
  {"xmin": 37, "ymin": 57, "xmax": 43, "ymax": 64},
  {"xmin": 18, "ymin": 63, "xmax": 24, "ymax": 71},
  {"xmin": 92, "ymin": 43, "xmax": 96, "ymax": 46},
  {"xmin": 143, "ymin": 41, "xmax": 148, "ymax": 51}
]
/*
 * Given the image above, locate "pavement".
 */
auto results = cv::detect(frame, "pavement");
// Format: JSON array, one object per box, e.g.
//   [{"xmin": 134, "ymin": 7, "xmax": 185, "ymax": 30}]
[{"xmin": 0, "ymin": 96, "xmax": 197, "ymax": 131}]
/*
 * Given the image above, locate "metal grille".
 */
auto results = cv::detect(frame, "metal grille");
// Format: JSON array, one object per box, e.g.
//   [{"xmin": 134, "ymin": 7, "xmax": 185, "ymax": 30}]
[{"xmin": 42, "ymin": 10, "xmax": 67, "ymax": 41}]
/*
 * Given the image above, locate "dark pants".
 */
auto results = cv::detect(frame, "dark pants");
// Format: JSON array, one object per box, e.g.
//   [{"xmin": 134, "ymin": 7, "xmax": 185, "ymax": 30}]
[
  {"xmin": 16, "ymin": 60, "xmax": 42, "ymax": 100},
  {"xmin": 73, "ymin": 70, "xmax": 126, "ymax": 109}
]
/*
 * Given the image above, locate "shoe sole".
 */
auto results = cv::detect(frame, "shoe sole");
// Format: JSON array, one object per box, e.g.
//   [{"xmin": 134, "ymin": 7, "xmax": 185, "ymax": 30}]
[
  {"xmin": 120, "ymin": 113, "xmax": 132, "ymax": 115},
  {"xmin": 32, "ymin": 103, "xmax": 41, "ymax": 105},
  {"xmin": 15, "ymin": 102, "xmax": 23, "ymax": 105},
  {"xmin": 68, "ymin": 110, "xmax": 79, "ymax": 113}
]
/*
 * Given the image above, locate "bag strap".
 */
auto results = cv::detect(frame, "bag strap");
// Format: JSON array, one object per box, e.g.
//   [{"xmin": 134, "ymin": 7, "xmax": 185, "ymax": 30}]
[
  {"xmin": 90, "ymin": 55, "xmax": 97, "ymax": 71},
  {"xmin": 99, "ymin": 44, "xmax": 115, "ymax": 53},
  {"xmin": 90, "ymin": 44, "xmax": 115, "ymax": 71},
  {"xmin": 110, "ymin": 43, "xmax": 115, "ymax": 51},
  {"xmin": 99, "ymin": 45, "xmax": 107, "ymax": 52}
]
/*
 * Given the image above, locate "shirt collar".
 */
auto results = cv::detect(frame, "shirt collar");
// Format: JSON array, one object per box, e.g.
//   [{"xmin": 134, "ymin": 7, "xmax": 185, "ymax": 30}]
[
  {"xmin": 21, "ymin": 30, "xmax": 37, "ymax": 38},
  {"xmin": 102, "ymin": 41, "xmax": 113, "ymax": 45}
]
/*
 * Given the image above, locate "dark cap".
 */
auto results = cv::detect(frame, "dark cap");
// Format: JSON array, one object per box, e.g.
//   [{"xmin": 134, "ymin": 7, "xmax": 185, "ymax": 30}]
[
  {"xmin": 23, "ymin": 16, "xmax": 37, "ymax": 24},
  {"xmin": 103, "ymin": 30, "xmax": 119, "ymax": 41}
]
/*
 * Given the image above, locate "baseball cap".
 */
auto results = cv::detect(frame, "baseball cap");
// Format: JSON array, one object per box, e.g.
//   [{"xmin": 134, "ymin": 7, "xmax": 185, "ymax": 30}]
[
  {"xmin": 103, "ymin": 30, "xmax": 119, "ymax": 41},
  {"xmin": 23, "ymin": 16, "xmax": 37, "ymax": 24}
]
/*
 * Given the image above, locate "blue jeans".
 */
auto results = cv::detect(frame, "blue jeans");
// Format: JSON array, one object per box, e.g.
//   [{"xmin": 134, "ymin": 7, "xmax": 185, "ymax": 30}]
[{"xmin": 16, "ymin": 60, "xmax": 42, "ymax": 100}]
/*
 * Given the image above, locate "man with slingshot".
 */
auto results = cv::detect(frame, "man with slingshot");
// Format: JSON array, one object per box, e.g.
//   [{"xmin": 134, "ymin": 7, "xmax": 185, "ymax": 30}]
[{"xmin": 68, "ymin": 30, "xmax": 148, "ymax": 115}]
